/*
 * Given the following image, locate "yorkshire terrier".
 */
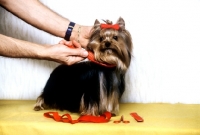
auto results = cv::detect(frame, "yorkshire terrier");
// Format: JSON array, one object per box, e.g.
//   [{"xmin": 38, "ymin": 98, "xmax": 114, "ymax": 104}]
[{"xmin": 34, "ymin": 17, "xmax": 133, "ymax": 116}]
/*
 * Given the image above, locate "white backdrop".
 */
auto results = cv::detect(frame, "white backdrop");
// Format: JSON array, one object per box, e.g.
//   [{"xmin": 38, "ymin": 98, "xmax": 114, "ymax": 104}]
[{"xmin": 0, "ymin": 0, "xmax": 200, "ymax": 104}]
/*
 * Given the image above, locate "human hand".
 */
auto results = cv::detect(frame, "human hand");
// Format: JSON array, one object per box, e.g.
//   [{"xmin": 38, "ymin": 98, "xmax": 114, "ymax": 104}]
[
  {"xmin": 71, "ymin": 25, "xmax": 93, "ymax": 48},
  {"xmin": 59, "ymin": 39, "xmax": 81, "ymax": 48},
  {"xmin": 79, "ymin": 25, "xmax": 93, "ymax": 48},
  {"xmin": 44, "ymin": 40, "xmax": 88, "ymax": 65}
]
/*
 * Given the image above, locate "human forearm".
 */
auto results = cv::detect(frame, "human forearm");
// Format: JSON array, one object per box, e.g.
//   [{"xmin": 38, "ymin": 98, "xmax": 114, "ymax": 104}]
[
  {"xmin": 0, "ymin": 34, "xmax": 46, "ymax": 58},
  {"xmin": 0, "ymin": 0, "xmax": 68, "ymax": 38},
  {"xmin": 0, "ymin": 0, "xmax": 92, "ymax": 48},
  {"xmin": 0, "ymin": 34, "xmax": 88, "ymax": 65}
]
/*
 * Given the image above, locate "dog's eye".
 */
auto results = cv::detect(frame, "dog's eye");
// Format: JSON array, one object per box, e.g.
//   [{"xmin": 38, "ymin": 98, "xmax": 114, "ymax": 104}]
[
  {"xmin": 113, "ymin": 36, "xmax": 118, "ymax": 41},
  {"xmin": 100, "ymin": 37, "xmax": 103, "ymax": 42}
]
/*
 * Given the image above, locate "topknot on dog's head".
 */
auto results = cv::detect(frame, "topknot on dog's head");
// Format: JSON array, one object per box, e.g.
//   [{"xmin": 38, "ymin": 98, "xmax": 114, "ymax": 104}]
[
  {"xmin": 92, "ymin": 17, "xmax": 125, "ymax": 31},
  {"xmin": 102, "ymin": 19, "xmax": 113, "ymax": 25}
]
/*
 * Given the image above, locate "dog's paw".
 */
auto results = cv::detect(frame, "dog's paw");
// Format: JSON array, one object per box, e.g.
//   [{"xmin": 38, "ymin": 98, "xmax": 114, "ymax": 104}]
[
  {"xmin": 34, "ymin": 105, "xmax": 44, "ymax": 111},
  {"xmin": 33, "ymin": 96, "xmax": 45, "ymax": 111}
]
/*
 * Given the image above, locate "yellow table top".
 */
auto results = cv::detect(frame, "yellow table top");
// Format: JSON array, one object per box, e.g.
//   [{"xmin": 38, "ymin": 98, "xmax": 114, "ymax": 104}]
[{"xmin": 0, "ymin": 100, "xmax": 200, "ymax": 135}]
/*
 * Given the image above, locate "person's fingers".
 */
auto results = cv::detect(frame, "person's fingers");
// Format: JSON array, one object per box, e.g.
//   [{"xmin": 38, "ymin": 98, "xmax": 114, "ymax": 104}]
[
  {"xmin": 66, "ymin": 56, "xmax": 85, "ymax": 65},
  {"xmin": 68, "ymin": 47, "xmax": 88, "ymax": 58},
  {"xmin": 56, "ymin": 43, "xmax": 88, "ymax": 57},
  {"xmin": 59, "ymin": 40, "xmax": 73, "ymax": 47},
  {"xmin": 59, "ymin": 40, "xmax": 67, "ymax": 44},
  {"xmin": 72, "ymin": 40, "xmax": 81, "ymax": 48},
  {"xmin": 59, "ymin": 40, "xmax": 82, "ymax": 49},
  {"xmin": 59, "ymin": 40, "xmax": 65, "ymax": 44}
]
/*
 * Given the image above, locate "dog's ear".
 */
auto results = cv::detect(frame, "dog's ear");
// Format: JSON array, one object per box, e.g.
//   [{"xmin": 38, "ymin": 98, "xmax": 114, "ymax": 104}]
[
  {"xmin": 93, "ymin": 19, "xmax": 101, "ymax": 30},
  {"xmin": 94, "ymin": 19, "xmax": 100, "ymax": 25},
  {"xmin": 116, "ymin": 17, "xmax": 125, "ymax": 30}
]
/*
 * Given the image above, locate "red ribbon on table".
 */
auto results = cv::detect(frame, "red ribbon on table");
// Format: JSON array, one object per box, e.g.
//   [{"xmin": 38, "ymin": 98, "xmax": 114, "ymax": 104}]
[
  {"xmin": 130, "ymin": 112, "xmax": 144, "ymax": 122},
  {"xmin": 44, "ymin": 111, "xmax": 112, "ymax": 124}
]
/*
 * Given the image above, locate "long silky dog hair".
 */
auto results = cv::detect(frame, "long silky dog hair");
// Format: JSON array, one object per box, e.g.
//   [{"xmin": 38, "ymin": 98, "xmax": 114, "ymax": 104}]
[{"xmin": 34, "ymin": 17, "xmax": 133, "ymax": 116}]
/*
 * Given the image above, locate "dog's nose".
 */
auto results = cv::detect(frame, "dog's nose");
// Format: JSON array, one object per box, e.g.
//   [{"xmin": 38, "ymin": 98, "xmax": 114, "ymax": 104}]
[{"xmin": 105, "ymin": 42, "xmax": 111, "ymax": 47}]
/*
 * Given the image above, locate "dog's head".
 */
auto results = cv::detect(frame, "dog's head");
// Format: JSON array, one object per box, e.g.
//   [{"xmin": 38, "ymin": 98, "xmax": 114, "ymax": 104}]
[{"xmin": 87, "ymin": 17, "xmax": 133, "ymax": 72}]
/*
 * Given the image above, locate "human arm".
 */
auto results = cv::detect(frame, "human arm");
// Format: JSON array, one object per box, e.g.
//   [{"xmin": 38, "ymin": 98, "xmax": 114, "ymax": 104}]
[
  {"xmin": 0, "ymin": 0, "xmax": 92, "ymax": 48},
  {"xmin": 0, "ymin": 34, "xmax": 88, "ymax": 65}
]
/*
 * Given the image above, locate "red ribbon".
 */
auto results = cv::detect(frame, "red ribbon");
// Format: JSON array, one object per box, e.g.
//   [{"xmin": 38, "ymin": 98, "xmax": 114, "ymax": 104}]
[
  {"xmin": 68, "ymin": 45, "xmax": 116, "ymax": 68},
  {"xmin": 100, "ymin": 24, "xmax": 119, "ymax": 30},
  {"xmin": 44, "ymin": 111, "xmax": 112, "ymax": 124},
  {"xmin": 130, "ymin": 112, "xmax": 144, "ymax": 122},
  {"xmin": 87, "ymin": 51, "xmax": 116, "ymax": 68}
]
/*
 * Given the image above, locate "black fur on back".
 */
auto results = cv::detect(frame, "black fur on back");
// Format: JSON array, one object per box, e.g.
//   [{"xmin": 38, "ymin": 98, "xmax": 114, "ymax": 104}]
[{"xmin": 40, "ymin": 61, "xmax": 125, "ymax": 113}]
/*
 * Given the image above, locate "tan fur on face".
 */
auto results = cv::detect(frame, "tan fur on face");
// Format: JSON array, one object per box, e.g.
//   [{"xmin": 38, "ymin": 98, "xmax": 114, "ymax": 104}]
[{"xmin": 87, "ymin": 17, "xmax": 132, "ymax": 72}]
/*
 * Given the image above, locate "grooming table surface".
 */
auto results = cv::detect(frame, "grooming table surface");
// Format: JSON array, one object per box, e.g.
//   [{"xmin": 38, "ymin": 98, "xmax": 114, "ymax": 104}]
[{"xmin": 0, "ymin": 100, "xmax": 200, "ymax": 135}]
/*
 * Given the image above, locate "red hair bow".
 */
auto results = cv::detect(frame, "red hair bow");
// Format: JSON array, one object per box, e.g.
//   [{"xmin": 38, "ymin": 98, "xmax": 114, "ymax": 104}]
[{"xmin": 100, "ymin": 24, "xmax": 120, "ymax": 30}]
